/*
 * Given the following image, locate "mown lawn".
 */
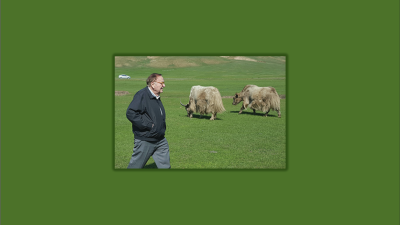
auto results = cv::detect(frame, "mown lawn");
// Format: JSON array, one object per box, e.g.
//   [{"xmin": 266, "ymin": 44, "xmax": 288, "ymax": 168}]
[{"xmin": 114, "ymin": 56, "xmax": 286, "ymax": 169}]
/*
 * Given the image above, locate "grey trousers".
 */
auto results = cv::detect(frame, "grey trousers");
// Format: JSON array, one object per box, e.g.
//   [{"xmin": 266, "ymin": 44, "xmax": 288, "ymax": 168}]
[{"xmin": 127, "ymin": 138, "xmax": 170, "ymax": 169}]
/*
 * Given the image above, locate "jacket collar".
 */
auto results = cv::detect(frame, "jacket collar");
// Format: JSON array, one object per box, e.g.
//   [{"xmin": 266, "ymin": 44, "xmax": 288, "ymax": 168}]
[{"xmin": 147, "ymin": 87, "xmax": 160, "ymax": 99}]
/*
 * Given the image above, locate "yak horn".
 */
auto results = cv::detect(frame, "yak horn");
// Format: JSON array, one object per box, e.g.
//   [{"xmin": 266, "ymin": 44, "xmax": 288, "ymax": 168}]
[{"xmin": 180, "ymin": 99, "xmax": 188, "ymax": 107}]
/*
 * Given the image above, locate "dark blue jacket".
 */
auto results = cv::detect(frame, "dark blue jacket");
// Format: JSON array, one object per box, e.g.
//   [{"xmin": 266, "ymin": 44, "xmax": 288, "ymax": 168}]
[{"xmin": 126, "ymin": 87, "xmax": 166, "ymax": 141}]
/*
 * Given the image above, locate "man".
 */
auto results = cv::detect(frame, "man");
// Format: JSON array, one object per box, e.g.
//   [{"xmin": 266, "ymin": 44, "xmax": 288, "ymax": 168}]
[{"xmin": 126, "ymin": 73, "xmax": 170, "ymax": 169}]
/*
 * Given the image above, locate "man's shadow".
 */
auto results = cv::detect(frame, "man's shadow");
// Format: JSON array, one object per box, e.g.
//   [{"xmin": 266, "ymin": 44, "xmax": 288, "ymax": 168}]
[{"xmin": 144, "ymin": 162, "xmax": 157, "ymax": 169}]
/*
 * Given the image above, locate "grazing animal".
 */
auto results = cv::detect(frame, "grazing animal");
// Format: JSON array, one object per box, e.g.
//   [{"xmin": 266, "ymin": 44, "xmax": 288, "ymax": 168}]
[
  {"xmin": 180, "ymin": 85, "xmax": 225, "ymax": 120},
  {"xmin": 232, "ymin": 85, "xmax": 281, "ymax": 118}
]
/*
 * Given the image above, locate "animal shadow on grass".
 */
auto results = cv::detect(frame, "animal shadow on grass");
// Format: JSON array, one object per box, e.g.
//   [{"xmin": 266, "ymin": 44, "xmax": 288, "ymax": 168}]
[
  {"xmin": 230, "ymin": 111, "xmax": 278, "ymax": 117},
  {"xmin": 189, "ymin": 114, "xmax": 222, "ymax": 120}
]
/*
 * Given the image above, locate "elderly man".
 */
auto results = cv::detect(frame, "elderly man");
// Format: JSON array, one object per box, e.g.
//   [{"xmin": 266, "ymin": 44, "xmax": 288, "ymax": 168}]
[{"xmin": 126, "ymin": 73, "xmax": 170, "ymax": 169}]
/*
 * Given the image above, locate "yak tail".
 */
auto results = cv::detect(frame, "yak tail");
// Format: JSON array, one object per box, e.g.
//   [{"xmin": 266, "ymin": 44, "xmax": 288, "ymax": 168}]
[
  {"xmin": 270, "ymin": 92, "xmax": 281, "ymax": 111},
  {"xmin": 212, "ymin": 90, "xmax": 226, "ymax": 113}
]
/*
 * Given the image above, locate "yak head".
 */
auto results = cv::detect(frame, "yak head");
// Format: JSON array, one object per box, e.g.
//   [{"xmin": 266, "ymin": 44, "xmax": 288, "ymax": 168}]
[
  {"xmin": 232, "ymin": 93, "xmax": 243, "ymax": 105},
  {"xmin": 180, "ymin": 100, "xmax": 192, "ymax": 117}
]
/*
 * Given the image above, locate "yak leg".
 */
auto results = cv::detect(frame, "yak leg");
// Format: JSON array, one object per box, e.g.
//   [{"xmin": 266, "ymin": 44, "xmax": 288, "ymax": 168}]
[
  {"xmin": 263, "ymin": 108, "xmax": 270, "ymax": 117},
  {"xmin": 238, "ymin": 104, "xmax": 245, "ymax": 114},
  {"xmin": 210, "ymin": 113, "xmax": 216, "ymax": 120},
  {"xmin": 277, "ymin": 109, "xmax": 281, "ymax": 118},
  {"xmin": 253, "ymin": 109, "xmax": 256, "ymax": 114}
]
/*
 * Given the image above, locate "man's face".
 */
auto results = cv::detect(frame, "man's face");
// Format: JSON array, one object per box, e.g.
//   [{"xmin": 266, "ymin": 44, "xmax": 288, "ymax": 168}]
[{"xmin": 151, "ymin": 76, "xmax": 165, "ymax": 96}]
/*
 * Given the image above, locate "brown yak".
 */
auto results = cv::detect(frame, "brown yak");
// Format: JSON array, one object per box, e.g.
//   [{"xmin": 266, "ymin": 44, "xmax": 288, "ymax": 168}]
[
  {"xmin": 232, "ymin": 85, "xmax": 281, "ymax": 118},
  {"xmin": 180, "ymin": 85, "xmax": 225, "ymax": 120}
]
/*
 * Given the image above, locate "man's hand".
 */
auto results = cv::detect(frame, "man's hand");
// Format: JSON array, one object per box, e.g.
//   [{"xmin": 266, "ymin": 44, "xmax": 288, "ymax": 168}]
[{"xmin": 152, "ymin": 124, "xmax": 154, "ymax": 128}]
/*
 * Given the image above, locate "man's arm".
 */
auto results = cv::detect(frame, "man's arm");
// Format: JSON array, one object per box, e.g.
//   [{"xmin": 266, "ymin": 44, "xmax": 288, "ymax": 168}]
[{"xmin": 126, "ymin": 93, "xmax": 153, "ymax": 131}]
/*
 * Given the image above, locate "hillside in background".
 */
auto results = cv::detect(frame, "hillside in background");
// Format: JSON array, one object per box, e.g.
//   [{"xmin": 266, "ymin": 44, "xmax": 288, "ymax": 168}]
[
  {"xmin": 115, "ymin": 56, "xmax": 286, "ymax": 69},
  {"xmin": 115, "ymin": 55, "xmax": 286, "ymax": 100}
]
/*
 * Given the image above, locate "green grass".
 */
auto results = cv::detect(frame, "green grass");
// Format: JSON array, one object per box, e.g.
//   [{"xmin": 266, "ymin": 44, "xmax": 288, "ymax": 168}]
[{"xmin": 114, "ymin": 56, "xmax": 286, "ymax": 169}]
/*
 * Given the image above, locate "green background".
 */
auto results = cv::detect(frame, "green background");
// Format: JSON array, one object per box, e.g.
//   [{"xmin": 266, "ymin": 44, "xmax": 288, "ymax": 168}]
[{"xmin": 2, "ymin": 1, "xmax": 399, "ymax": 224}]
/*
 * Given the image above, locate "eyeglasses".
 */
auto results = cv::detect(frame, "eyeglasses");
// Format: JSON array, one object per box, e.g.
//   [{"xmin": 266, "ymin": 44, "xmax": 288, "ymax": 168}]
[{"xmin": 154, "ymin": 81, "xmax": 165, "ymax": 85}]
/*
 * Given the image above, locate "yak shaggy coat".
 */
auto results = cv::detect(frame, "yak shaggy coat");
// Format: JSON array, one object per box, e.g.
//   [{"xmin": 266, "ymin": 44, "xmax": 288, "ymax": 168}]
[
  {"xmin": 233, "ymin": 85, "xmax": 281, "ymax": 117},
  {"xmin": 181, "ymin": 85, "xmax": 225, "ymax": 120}
]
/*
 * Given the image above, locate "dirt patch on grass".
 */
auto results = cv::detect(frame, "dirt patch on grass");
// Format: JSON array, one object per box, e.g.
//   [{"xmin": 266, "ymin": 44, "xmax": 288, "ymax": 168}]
[
  {"xmin": 147, "ymin": 57, "xmax": 199, "ymax": 68},
  {"xmin": 269, "ymin": 56, "xmax": 286, "ymax": 62},
  {"xmin": 116, "ymin": 56, "xmax": 258, "ymax": 68},
  {"xmin": 200, "ymin": 57, "xmax": 228, "ymax": 65},
  {"xmin": 220, "ymin": 56, "xmax": 258, "ymax": 62},
  {"xmin": 115, "ymin": 91, "xmax": 130, "ymax": 96},
  {"xmin": 115, "ymin": 56, "xmax": 148, "ymax": 67}
]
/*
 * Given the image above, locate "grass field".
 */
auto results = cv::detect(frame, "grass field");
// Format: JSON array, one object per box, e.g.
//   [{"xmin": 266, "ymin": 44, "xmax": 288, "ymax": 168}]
[{"xmin": 114, "ymin": 56, "xmax": 286, "ymax": 169}]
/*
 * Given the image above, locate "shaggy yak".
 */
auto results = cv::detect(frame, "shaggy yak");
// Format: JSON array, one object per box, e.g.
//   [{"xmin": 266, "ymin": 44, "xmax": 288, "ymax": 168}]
[
  {"xmin": 180, "ymin": 85, "xmax": 225, "ymax": 120},
  {"xmin": 232, "ymin": 85, "xmax": 281, "ymax": 118}
]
